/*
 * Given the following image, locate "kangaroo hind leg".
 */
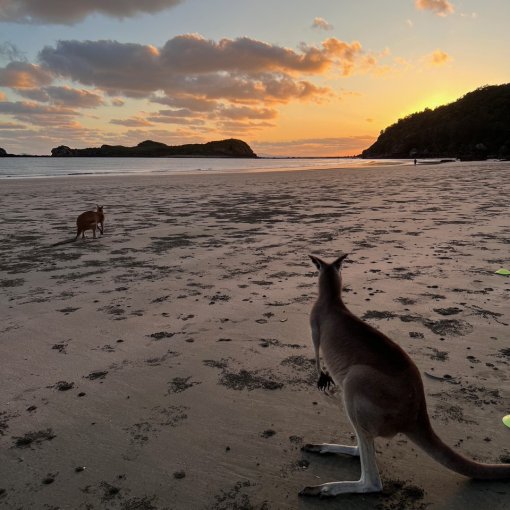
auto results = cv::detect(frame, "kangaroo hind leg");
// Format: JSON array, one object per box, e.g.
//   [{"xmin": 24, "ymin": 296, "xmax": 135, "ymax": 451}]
[
  {"xmin": 300, "ymin": 429, "xmax": 381, "ymax": 497},
  {"xmin": 302, "ymin": 442, "xmax": 359, "ymax": 456}
]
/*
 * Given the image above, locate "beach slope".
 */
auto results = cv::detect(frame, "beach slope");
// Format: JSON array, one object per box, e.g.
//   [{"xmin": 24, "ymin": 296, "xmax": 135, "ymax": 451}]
[{"xmin": 1, "ymin": 162, "xmax": 509, "ymax": 509}]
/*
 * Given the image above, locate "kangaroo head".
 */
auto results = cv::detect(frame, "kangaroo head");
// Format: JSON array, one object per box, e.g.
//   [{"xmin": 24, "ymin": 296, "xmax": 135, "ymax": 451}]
[
  {"xmin": 96, "ymin": 205, "xmax": 103, "ymax": 212},
  {"xmin": 309, "ymin": 254, "xmax": 348, "ymax": 298}
]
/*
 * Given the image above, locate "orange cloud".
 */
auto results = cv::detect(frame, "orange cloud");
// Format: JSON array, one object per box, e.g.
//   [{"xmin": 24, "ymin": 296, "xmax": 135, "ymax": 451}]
[
  {"xmin": 2, "ymin": 34, "xmax": 391, "ymax": 144},
  {"xmin": 216, "ymin": 105, "xmax": 277, "ymax": 120},
  {"xmin": 0, "ymin": 100, "xmax": 78, "ymax": 126},
  {"xmin": 320, "ymin": 38, "xmax": 363, "ymax": 75},
  {"xmin": 0, "ymin": 62, "xmax": 53, "ymax": 88},
  {"xmin": 217, "ymin": 120, "xmax": 276, "ymax": 133},
  {"xmin": 415, "ymin": 0, "xmax": 454, "ymax": 17},
  {"xmin": 110, "ymin": 116, "xmax": 154, "ymax": 127},
  {"xmin": 427, "ymin": 49, "xmax": 452, "ymax": 65},
  {"xmin": 17, "ymin": 85, "xmax": 104, "ymax": 108},
  {"xmin": 147, "ymin": 110, "xmax": 206, "ymax": 126},
  {"xmin": 0, "ymin": 121, "xmax": 26, "ymax": 129},
  {"xmin": 38, "ymin": 35, "xmax": 370, "ymax": 99},
  {"xmin": 150, "ymin": 95, "xmax": 217, "ymax": 112}
]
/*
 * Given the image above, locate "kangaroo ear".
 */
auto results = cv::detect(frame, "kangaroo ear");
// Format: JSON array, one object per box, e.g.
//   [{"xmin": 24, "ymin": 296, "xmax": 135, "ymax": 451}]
[
  {"xmin": 332, "ymin": 253, "xmax": 348, "ymax": 271},
  {"xmin": 309, "ymin": 255, "xmax": 325, "ymax": 271}
]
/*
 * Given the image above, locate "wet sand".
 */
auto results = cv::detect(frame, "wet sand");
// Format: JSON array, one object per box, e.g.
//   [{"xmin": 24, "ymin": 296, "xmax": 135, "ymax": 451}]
[{"xmin": 1, "ymin": 162, "xmax": 509, "ymax": 509}]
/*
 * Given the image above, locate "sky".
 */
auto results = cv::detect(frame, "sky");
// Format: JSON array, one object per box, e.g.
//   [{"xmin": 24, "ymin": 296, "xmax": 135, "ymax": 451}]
[{"xmin": 0, "ymin": 0, "xmax": 508, "ymax": 156}]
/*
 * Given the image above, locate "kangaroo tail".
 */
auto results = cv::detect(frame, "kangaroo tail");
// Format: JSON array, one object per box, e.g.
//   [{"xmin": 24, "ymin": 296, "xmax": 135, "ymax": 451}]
[
  {"xmin": 407, "ymin": 419, "xmax": 510, "ymax": 479},
  {"xmin": 51, "ymin": 238, "xmax": 76, "ymax": 247}
]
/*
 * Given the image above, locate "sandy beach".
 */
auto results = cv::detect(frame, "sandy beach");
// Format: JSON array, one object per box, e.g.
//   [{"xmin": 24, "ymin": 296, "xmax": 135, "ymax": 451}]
[{"xmin": 1, "ymin": 162, "xmax": 509, "ymax": 510}]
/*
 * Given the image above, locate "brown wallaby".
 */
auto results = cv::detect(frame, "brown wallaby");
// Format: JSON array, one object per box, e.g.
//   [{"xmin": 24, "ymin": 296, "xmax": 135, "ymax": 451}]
[
  {"xmin": 75, "ymin": 205, "xmax": 104, "ymax": 241},
  {"xmin": 300, "ymin": 254, "xmax": 510, "ymax": 498},
  {"xmin": 51, "ymin": 206, "xmax": 105, "ymax": 247}
]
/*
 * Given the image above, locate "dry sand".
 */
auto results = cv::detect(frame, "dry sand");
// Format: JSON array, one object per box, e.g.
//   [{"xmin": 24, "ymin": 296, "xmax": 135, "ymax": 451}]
[{"xmin": 1, "ymin": 162, "xmax": 509, "ymax": 510}]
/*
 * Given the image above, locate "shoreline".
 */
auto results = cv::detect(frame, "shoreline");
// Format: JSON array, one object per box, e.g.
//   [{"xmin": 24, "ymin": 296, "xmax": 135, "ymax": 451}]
[
  {"xmin": 2, "ymin": 157, "xmax": 508, "ymax": 181},
  {"xmin": 0, "ymin": 159, "xmax": 411, "ymax": 181},
  {"xmin": 1, "ymin": 162, "xmax": 509, "ymax": 509}
]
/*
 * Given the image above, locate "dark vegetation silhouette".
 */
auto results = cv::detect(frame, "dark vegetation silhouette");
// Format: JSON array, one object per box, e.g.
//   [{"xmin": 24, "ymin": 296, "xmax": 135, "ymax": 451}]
[
  {"xmin": 51, "ymin": 138, "xmax": 256, "ymax": 158},
  {"xmin": 361, "ymin": 83, "xmax": 510, "ymax": 160}
]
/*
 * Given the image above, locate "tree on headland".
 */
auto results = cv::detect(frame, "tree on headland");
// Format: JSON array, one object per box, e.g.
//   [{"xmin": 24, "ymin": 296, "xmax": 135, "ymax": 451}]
[{"xmin": 361, "ymin": 84, "xmax": 510, "ymax": 160}]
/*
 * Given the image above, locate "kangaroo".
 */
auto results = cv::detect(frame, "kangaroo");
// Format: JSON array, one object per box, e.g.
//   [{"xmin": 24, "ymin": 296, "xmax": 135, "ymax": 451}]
[
  {"xmin": 300, "ymin": 254, "xmax": 510, "ymax": 498},
  {"xmin": 75, "ymin": 205, "xmax": 104, "ymax": 241},
  {"xmin": 51, "ymin": 206, "xmax": 105, "ymax": 247}
]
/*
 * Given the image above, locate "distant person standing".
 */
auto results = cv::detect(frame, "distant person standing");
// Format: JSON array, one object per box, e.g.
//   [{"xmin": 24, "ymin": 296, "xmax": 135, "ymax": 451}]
[{"xmin": 414, "ymin": 159, "xmax": 417, "ymax": 165}]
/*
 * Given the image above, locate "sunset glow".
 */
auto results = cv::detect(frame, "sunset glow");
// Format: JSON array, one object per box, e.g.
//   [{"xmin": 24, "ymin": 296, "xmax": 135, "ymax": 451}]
[{"xmin": 0, "ymin": 0, "xmax": 508, "ymax": 156}]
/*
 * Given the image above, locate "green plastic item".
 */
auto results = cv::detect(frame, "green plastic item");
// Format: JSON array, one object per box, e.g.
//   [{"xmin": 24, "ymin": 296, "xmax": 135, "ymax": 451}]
[
  {"xmin": 503, "ymin": 415, "xmax": 510, "ymax": 428},
  {"xmin": 495, "ymin": 268, "xmax": 510, "ymax": 276}
]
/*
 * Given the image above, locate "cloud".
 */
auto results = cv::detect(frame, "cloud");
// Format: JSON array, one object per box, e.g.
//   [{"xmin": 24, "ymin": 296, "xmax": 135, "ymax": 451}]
[
  {"xmin": 158, "ymin": 34, "xmax": 335, "ymax": 74},
  {"xmin": 150, "ymin": 94, "xmax": 218, "ymax": 112},
  {"xmin": 217, "ymin": 120, "xmax": 276, "ymax": 133},
  {"xmin": 320, "ymin": 38, "xmax": 364, "ymax": 75},
  {"xmin": 426, "ymin": 49, "xmax": 452, "ymax": 65},
  {"xmin": 16, "ymin": 86, "xmax": 104, "ymax": 108},
  {"xmin": 0, "ymin": 100, "xmax": 79, "ymax": 126},
  {"xmin": 0, "ymin": 0, "xmax": 183, "ymax": 24},
  {"xmin": 108, "ymin": 103, "xmax": 279, "ymax": 133},
  {"xmin": 27, "ymin": 34, "xmax": 389, "ymax": 143},
  {"xmin": 44, "ymin": 87, "xmax": 103, "ymax": 108},
  {"xmin": 147, "ymin": 115, "xmax": 206, "ymax": 126},
  {"xmin": 38, "ymin": 35, "xmax": 367, "ymax": 101},
  {"xmin": 312, "ymin": 17, "xmax": 334, "ymax": 31},
  {"xmin": 415, "ymin": 0, "xmax": 454, "ymax": 17},
  {"xmin": 45, "ymin": 86, "xmax": 103, "ymax": 107},
  {"xmin": 216, "ymin": 105, "xmax": 278, "ymax": 120},
  {"xmin": 146, "ymin": 107, "xmax": 207, "ymax": 126},
  {"xmin": 0, "ymin": 121, "xmax": 26, "ymax": 129},
  {"xmin": 110, "ymin": 116, "xmax": 154, "ymax": 127},
  {"xmin": 0, "ymin": 61, "xmax": 53, "ymax": 88},
  {"xmin": 1, "ymin": 34, "xmax": 393, "ymax": 151}
]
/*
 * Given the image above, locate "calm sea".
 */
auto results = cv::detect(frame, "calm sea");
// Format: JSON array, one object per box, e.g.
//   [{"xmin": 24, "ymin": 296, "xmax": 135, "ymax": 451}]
[{"xmin": 0, "ymin": 157, "xmax": 406, "ymax": 179}]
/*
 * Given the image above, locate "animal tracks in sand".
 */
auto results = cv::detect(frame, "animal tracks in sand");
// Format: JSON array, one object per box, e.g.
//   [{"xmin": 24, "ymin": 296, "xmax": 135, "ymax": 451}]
[{"xmin": 2, "ymin": 165, "xmax": 510, "ymax": 508}]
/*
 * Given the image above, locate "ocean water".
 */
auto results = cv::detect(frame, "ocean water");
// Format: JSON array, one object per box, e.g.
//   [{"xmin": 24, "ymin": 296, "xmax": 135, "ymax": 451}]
[{"xmin": 0, "ymin": 156, "xmax": 407, "ymax": 179}]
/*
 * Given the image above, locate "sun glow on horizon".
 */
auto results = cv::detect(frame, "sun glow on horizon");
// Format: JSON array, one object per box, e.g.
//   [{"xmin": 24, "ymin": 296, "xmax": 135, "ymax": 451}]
[
  {"xmin": 397, "ymin": 91, "xmax": 463, "ymax": 120},
  {"xmin": 0, "ymin": 1, "xmax": 509, "ymax": 156}
]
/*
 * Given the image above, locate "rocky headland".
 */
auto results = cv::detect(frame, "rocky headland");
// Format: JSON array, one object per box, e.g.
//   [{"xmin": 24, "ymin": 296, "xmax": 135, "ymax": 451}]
[
  {"xmin": 362, "ymin": 83, "xmax": 510, "ymax": 160},
  {"xmin": 51, "ymin": 138, "xmax": 257, "ymax": 158}
]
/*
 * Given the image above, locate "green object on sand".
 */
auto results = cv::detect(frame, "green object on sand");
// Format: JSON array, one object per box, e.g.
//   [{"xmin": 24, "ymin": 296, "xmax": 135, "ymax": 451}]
[
  {"xmin": 495, "ymin": 268, "xmax": 510, "ymax": 276},
  {"xmin": 503, "ymin": 415, "xmax": 510, "ymax": 428}
]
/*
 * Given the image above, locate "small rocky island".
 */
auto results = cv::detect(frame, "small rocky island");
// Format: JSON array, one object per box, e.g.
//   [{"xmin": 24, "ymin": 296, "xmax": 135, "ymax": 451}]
[{"xmin": 51, "ymin": 138, "xmax": 256, "ymax": 158}]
